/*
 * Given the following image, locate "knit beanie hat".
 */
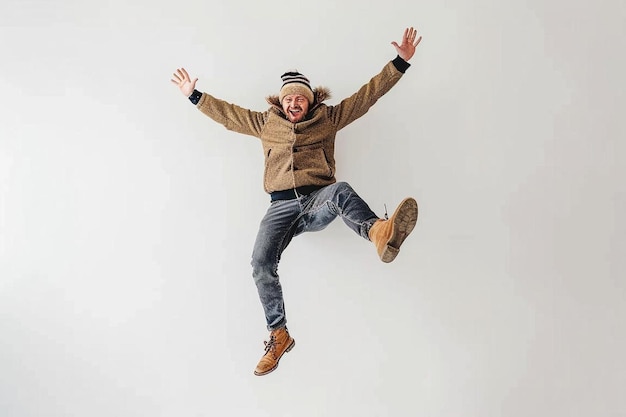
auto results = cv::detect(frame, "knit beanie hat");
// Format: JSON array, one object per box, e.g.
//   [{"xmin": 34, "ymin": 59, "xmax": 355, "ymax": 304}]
[{"xmin": 279, "ymin": 70, "xmax": 314, "ymax": 104}]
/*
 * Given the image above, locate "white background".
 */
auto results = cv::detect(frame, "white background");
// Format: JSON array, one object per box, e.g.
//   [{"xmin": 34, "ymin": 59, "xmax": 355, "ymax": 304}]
[{"xmin": 1, "ymin": 0, "xmax": 624, "ymax": 416}]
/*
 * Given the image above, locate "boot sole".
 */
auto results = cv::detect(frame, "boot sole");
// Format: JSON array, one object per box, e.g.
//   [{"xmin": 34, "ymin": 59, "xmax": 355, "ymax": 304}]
[
  {"xmin": 253, "ymin": 338, "xmax": 296, "ymax": 376},
  {"xmin": 381, "ymin": 198, "xmax": 418, "ymax": 263}
]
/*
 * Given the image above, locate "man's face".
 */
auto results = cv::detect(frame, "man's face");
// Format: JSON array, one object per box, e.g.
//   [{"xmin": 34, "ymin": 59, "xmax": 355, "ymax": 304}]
[{"xmin": 282, "ymin": 94, "xmax": 310, "ymax": 123}]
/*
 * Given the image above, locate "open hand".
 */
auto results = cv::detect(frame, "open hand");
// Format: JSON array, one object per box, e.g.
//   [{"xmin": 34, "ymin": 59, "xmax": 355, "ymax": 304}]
[
  {"xmin": 391, "ymin": 27, "xmax": 422, "ymax": 62},
  {"xmin": 170, "ymin": 68, "xmax": 198, "ymax": 97}
]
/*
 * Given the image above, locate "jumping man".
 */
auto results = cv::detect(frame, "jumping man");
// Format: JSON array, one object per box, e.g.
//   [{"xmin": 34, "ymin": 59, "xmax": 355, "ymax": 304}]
[{"xmin": 171, "ymin": 27, "xmax": 422, "ymax": 376}]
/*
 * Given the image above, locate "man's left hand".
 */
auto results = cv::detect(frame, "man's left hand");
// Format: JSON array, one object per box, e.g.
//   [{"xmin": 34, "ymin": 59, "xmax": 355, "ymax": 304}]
[{"xmin": 392, "ymin": 27, "xmax": 422, "ymax": 62}]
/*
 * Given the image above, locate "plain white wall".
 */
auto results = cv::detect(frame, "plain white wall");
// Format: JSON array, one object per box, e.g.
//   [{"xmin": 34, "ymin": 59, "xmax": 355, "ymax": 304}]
[{"xmin": 1, "ymin": 0, "xmax": 624, "ymax": 416}]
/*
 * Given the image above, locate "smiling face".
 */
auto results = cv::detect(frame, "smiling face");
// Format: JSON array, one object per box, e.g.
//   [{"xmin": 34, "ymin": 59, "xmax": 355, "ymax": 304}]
[{"xmin": 281, "ymin": 94, "xmax": 310, "ymax": 123}]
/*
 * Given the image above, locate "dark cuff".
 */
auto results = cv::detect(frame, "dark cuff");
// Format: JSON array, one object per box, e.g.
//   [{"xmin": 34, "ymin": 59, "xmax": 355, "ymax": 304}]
[
  {"xmin": 189, "ymin": 89, "xmax": 202, "ymax": 105},
  {"xmin": 392, "ymin": 55, "xmax": 411, "ymax": 73}
]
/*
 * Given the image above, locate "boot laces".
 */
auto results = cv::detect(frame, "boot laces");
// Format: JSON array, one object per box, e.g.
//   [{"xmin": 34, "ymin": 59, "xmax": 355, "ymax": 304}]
[{"xmin": 264, "ymin": 335, "xmax": 277, "ymax": 357}]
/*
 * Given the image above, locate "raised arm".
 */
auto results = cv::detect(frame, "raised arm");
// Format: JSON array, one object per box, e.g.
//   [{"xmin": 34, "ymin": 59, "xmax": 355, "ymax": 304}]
[
  {"xmin": 329, "ymin": 27, "xmax": 422, "ymax": 130},
  {"xmin": 170, "ymin": 67, "xmax": 265, "ymax": 138}
]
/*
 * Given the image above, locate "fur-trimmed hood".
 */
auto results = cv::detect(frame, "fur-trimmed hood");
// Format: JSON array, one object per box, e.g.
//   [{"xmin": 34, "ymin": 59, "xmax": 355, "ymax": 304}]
[{"xmin": 266, "ymin": 87, "xmax": 332, "ymax": 112}]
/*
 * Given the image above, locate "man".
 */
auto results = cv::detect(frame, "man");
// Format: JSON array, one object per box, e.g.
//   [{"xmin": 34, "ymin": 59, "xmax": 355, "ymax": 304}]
[{"xmin": 171, "ymin": 27, "xmax": 422, "ymax": 376}]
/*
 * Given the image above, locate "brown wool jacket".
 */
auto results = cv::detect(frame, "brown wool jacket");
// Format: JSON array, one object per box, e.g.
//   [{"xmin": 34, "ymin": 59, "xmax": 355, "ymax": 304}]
[{"xmin": 195, "ymin": 58, "xmax": 408, "ymax": 194}]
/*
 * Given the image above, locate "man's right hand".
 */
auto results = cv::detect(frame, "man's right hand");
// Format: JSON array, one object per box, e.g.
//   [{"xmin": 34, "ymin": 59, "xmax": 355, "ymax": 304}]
[{"xmin": 171, "ymin": 68, "xmax": 198, "ymax": 97}]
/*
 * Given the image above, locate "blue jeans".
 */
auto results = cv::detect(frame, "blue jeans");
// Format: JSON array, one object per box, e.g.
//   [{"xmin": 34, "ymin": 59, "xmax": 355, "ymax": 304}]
[{"xmin": 251, "ymin": 181, "xmax": 380, "ymax": 330}]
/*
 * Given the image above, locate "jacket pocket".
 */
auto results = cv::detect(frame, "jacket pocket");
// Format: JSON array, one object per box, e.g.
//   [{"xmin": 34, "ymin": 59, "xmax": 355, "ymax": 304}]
[
  {"xmin": 263, "ymin": 148, "xmax": 272, "ymax": 189},
  {"xmin": 264, "ymin": 147, "xmax": 294, "ymax": 190},
  {"xmin": 322, "ymin": 149, "xmax": 334, "ymax": 177},
  {"xmin": 293, "ymin": 146, "xmax": 333, "ymax": 179}
]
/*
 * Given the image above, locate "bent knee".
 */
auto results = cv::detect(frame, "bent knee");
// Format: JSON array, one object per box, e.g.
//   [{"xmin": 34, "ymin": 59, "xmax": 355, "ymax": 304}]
[{"xmin": 251, "ymin": 260, "xmax": 278, "ymax": 282}]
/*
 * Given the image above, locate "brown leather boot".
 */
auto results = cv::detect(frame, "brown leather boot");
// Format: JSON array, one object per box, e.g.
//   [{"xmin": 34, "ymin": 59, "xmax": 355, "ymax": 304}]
[
  {"xmin": 254, "ymin": 327, "xmax": 295, "ymax": 376},
  {"xmin": 369, "ymin": 197, "xmax": 418, "ymax": 263}
]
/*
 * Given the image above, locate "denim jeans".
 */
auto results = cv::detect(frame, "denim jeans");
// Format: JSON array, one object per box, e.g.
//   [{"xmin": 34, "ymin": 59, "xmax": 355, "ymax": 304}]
[{"xmin": 251, "ymin": 181, "xmax": 380, "ymax": 330}]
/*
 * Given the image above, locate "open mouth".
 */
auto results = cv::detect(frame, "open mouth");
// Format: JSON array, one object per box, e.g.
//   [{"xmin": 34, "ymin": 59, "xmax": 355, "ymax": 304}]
[{"xmin": 289, "ymin": 109, "xmax": 303, "ymax": 119}]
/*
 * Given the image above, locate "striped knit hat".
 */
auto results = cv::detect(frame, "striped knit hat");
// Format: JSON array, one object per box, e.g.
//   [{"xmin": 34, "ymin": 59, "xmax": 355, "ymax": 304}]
[{"xmin": 279, "ymin": 70, "xmax": 314, "ymax": 104}]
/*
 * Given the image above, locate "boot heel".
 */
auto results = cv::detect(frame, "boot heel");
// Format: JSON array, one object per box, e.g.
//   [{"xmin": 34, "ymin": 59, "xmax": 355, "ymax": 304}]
[
  {"xmin": 381, "ymin": 245, "xmax": 400, "ymax": 263},
  {"xmin": 286, "ymin": 339, "xmax": 295, "ymax": 352}
]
